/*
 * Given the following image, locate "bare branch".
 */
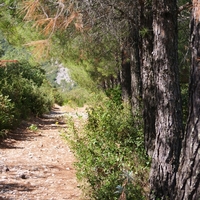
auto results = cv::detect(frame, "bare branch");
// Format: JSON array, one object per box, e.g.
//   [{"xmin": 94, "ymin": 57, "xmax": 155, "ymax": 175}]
[
  {"xmin": 178, "ymin": 2, "xmax": 192, "ymax": 13},
  {"xmin": 107, "ymin": 3, "xmax": 134, "ymax": 22},
  {"xmin": 39, "ymin": 5, "xmax": 49, "ymax": 18}
]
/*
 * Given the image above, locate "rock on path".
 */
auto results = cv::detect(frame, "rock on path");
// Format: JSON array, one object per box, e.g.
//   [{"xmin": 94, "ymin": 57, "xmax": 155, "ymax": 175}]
[{"xmin": 0, "ymin": 105, "xmax": 83, "ymax": 200}]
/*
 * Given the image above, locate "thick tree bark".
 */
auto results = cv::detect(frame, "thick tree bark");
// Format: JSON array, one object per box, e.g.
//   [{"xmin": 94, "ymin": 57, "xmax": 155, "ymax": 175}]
[
  {"xmin": 140, "ymin": 1, "xmax": 155, "ymax": 157},
  {"xmin": 175, "ymin": 2, "xmax": 200, "ymax": 199},
  {"xmin": 149, "ymin": 0, "xmax": 183, "ymax": 199}
]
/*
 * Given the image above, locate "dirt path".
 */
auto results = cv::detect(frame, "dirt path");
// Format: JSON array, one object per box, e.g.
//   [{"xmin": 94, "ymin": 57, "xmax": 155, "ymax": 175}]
[{"xmin": 0, "ymin": 105, "xmax": 85, "ymax": 200}]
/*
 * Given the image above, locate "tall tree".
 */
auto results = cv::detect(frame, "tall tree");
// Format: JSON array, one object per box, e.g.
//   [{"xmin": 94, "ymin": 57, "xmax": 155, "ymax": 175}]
[
  {"xmin": 120, "ymin": 38, "xmax": 131, "ymax": 101},
  {"xmin": 129, "ymin": 0, "xmax": 142, "ymax": 113},
  {"xmin": 140, "ymin": 0, "xmax": 155, "ymax": 157},
  {"xmin": 175, "ymin": 1, "xmax": 200, "ymax": 199},
  {"xmin": 149, "ymin": 0, "xmax": 183, "ymax": 199}
]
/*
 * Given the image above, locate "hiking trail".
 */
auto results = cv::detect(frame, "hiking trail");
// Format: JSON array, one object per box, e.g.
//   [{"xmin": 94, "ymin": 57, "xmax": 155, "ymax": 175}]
[{"xmin": 0, "ymin": 104, "xmax": 86, "ymax": 200}]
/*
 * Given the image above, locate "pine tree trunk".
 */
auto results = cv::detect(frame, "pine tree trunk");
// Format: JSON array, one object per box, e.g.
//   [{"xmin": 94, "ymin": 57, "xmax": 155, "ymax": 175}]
[
  {"xmin": 149, "ymin": 0, "xmax": 183, "ymax": 199},
  {"xmin": 140, "ymin": 1, "xmax": 156, "ymax": 157},
  {"xmin": 129, "ymin": 5, "xmax": 142, "ymax": 113},
  {"xmin": 120, "ymin": 42, "xmax": 131, "ymax": 101},
  {"xmin": 175, "ymin": 2, "xmax": 200, "ymax": 199}
]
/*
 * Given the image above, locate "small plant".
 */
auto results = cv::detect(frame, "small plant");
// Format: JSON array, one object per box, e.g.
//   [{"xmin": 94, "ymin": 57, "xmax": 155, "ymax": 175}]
[
  {"xmin": 0, "ymin": 129, "xmax": 8, "ymax": 138},
  {"xmin": 115, "ymin": 170, "xmax": 134, "ymax": 200},
  {"xmin": 139, "ymin": 27, "xmax": 150, "ymax": 38},
  {"xmin": 115, "ymin": 170, "xmax": 145, "ymax": 200},
  {"xmin": 28, "ymin": 124, "xmax": 38, "ymax": 131}
]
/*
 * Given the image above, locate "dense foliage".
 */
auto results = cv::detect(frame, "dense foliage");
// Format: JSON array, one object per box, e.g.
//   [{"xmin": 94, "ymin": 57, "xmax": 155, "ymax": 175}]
[
  {"xmin": 0, "ymin": 61, "xmax": 55, "ymax": 134},
  {"xmin": 0, "ymin": 94, "xmax": 16, "ymax": 130},
  {"xmin": 65, "ymin": 91, "xmax": 150, "ymax": 199}
]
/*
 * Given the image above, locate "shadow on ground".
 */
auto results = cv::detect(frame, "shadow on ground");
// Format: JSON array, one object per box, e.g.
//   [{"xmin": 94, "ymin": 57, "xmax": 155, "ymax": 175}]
[{"xmin": 0, "ymin": 114, "xmax": 67, "ymax": 149}]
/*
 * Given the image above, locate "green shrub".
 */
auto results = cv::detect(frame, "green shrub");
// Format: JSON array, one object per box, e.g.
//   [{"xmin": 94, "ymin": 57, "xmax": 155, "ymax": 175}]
[
  {"xmin": 0, "ymin": 94, "xmax": 18, "ymax": 130},
  {"xmin": 0, "ymin": 72, "xmax": 54, "ymax": 117},
  {"xmin": 0, "ymin": 62, "xmax": 55, "ymax": 133},
  {"xmin": 65, "ymin": 98, "xmax": 149, "ymax": 199},
  {"xmin": 28, "ymin": 124, "xmax": 38, "ymax": 131},
  {"xmin": 0, "ymin": 61, "xmax": 46, "ymax": 87},
  {"xmin": 105, "ymin": 86, "xmax": 122, "ymax": 106},
  {"xmin": 53, "ymin": 88, "xmax": 65, "ymax": 106},
  {"xmin": 29, "ymin": 82, "xmax": 54, "ymax": 115}
]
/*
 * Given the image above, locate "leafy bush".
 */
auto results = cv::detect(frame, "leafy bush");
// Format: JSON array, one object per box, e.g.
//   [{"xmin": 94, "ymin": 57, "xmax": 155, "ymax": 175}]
[
  {"xmin": 0, "ymin": 62, "xmax": 46, "ymax": 86},
  {"xmin": 105, "ymin": 86, "xmax": 122, "ymax": 106},
  {"xmin": 65, "ymin": 98, "xmax": 149, "ymax": 200},
  {"xmin": 26, "ymin": 82, "xmax": 54, "ymax": 115},
  {"xmin": 52, "ymin": 88, "xmax": 65, "ymax": 106},
  {"xmin": 0, "ymin": 94, "xmax": 17, "ymax": 130},
  {"xmin": 0, "ymin": 62, "xmax": 55, "ymax": 132}
]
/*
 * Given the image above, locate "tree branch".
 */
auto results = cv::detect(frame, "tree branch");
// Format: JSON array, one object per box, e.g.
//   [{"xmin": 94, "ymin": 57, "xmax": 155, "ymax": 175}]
[
  {"xmin": 106, "ymin": 3, "xmax": 134, "ymax": 23},
  {"xmin": 178, "ymin": 2, "xmax": 192, "ymax": 13}
]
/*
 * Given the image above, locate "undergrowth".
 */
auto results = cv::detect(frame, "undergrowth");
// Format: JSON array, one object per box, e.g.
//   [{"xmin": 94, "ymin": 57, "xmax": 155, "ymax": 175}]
[{"xmin": 64, "ymin": 92, "xmax": 150, "ymax": 200}]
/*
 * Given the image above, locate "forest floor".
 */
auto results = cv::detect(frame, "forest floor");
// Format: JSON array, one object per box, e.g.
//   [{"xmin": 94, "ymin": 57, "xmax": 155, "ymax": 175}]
[{"xmin": 0, "ymin": 104, "xmax": 87, "ymax": 200}]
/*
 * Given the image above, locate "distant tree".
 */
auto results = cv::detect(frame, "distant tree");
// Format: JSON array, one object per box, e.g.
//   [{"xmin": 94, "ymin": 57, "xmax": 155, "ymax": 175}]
[
  {"xmin": 129, "ymin": 1, "xmax": 142, "ymax": 113},
  {"xmin": 120, "ymin": 37, "xmax": 131, "ymax": 101}
]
